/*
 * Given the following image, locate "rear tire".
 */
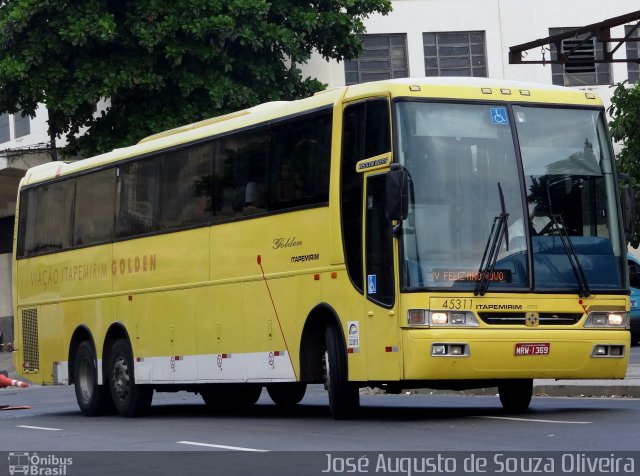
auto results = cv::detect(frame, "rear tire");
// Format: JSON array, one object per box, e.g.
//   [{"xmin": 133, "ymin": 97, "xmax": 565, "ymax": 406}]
[
  {"xmin": 324, "ymin": 325, "xmax": 359, "ymax": 419},
  {"xmin": 108, "ymin": 338, "xmax": 152, "ymax": 417},
  {"xmin": 73, "ymin": 340, "xmax": 113, "ymax": 416},
  {"xmin": 266, "ymin": 382, "xmax": 307, "ymax": 407},
  {"xmin": 498, "ymin": 379, "xmax": 533, "ymax": 413}
]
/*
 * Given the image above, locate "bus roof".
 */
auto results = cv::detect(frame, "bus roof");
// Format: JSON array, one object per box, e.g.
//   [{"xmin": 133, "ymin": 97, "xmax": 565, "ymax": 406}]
[{"xmin": 21, "ymin": 78, "xmax": 603, "ymax": 187}]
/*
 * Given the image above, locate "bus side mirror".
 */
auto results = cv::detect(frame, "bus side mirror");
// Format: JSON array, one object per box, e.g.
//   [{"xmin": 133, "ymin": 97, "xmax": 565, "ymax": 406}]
[
  {"xmin": 386, "ymin": 163, "xmax": 409, "ymax": 221},
  {"xmin": 620, "ymin": 174, "xmax": 637, "ymax": 245}
]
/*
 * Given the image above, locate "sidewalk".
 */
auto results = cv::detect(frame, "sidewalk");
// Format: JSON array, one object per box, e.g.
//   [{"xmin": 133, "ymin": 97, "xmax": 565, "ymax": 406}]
[{"xmin": 1, "ymin": 348, "xmax": 639, "ymax": 397}]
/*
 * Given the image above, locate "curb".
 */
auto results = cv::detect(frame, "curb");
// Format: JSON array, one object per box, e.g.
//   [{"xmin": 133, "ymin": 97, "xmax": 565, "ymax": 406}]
[
  {"xmin": 413, "ymin": 385, "xmax": 640, "ymax": 398},
  {"xmin": 533, "ymin": 384, "xmax": 640, "ymax": 398}
]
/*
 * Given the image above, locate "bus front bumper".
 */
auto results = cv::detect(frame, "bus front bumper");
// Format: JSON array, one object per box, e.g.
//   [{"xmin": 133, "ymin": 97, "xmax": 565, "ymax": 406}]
[{"xmin": 402, "ymin": 328, "xmax": 630, "ymax": 381}]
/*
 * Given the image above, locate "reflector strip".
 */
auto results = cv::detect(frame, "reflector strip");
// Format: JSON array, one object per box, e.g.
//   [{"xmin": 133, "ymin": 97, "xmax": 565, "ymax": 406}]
[{"xmin": 385, "ymin": 346, "xmax": 399, "ymax": 352}]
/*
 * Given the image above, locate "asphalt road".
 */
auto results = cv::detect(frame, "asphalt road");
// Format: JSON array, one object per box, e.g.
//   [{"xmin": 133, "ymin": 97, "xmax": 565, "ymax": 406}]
[
  {"xmin": 1, "ymin": 383, "xmax": 639, "ymax": 475},
  {"xmin": 1, "ymin": 347, "xmax": 639, "ymax": 475}
]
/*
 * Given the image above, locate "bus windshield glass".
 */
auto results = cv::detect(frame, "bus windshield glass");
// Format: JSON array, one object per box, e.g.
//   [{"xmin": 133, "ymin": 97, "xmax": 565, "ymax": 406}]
[
  {"xmin": 395, "ymin": 101, "xmax": 624, "ymax": 292},
  {"xmin": 514, "ymin": 105, "xmax": 623, "ymax": 292}
]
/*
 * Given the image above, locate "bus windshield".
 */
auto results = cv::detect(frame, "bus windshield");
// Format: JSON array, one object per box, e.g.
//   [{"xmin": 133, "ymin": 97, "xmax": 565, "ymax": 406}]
[{"xmin": 395, "ymin": 100, "xmax": 625, "ymax": 293}]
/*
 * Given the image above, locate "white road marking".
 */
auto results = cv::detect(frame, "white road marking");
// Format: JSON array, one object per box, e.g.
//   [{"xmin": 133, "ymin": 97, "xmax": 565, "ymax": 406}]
[
  {"xmin": 177, "ymin": 441, "xmax": 269, "ymax": 452},
  {"xmin": 17, "ymin": 425, "xmax": 62, "ymax": 431},
  {"xmin": 474, "ymin": 416, "xmax": 591, "ymax": 424}
]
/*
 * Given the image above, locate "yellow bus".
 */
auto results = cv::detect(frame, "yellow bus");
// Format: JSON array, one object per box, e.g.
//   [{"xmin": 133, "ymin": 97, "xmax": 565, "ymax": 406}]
[{"xmin": 12, "ymin": 78, "xmax": 634, "ymax": 419}]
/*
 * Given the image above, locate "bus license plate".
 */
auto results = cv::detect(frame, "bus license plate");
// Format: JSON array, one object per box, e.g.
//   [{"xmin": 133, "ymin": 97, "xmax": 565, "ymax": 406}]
[{"xmin": 514, "ymin": 343, "xmax": 550, "ymax": 356}]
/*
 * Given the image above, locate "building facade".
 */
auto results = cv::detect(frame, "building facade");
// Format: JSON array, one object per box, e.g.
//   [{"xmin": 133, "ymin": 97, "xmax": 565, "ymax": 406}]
[{"xmin": 303, "ymin": 0, "xmax": 640, "ymax": 111}]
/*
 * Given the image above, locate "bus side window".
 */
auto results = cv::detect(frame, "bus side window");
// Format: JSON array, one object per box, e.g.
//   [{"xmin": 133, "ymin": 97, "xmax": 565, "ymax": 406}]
[
  {"xmin": 20, "ymin": 181, "xmax": 75, "ymax": 256},
  {"xmin": 159, "ymin": 143, "xmax": 213, "ymax": 228},
  {"xmin": 271, "ymin": 111, "xmax": 332, "ymax": 210},
  {"xmin": 116, "ymin": 158, "xmax": 161, "ymax": 238},
  {"xmin": 73, "ymin": 169, "xmax": 116, "ymax": 246}
]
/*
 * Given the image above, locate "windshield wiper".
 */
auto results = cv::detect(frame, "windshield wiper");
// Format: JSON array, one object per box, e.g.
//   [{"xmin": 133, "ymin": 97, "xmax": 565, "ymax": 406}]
[
  {"xmin": 544, "ymin": 180, "xmax": 591, "ymax": 298},
  {"xmin": 547, "ymin": 214, "xmax": 591, "ymax": 298},
  {"xmin": 475, "ymin": 183, "xmax": 509, "ymax": 296}
]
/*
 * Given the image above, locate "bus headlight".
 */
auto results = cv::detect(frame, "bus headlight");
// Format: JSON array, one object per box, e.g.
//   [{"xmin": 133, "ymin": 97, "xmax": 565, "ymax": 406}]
[
  {"xmin": 584, "ymin": 312, "xmax": 629, "ymax": 328},
  {"xmin": 429, "ymin": 311, "xmax": 479, "ymax": 327},
  {"xmin": 406, "ymin": 310, "xmax": 479, "ymax": 327}
]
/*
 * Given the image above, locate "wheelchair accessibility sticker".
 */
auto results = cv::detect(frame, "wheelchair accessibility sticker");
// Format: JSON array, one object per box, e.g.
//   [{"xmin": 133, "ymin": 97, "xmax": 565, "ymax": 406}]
[
  {"xmin": 367, "ymin": 275, "xmax": 377, "ymax": 295},
  {"xmin": 490, "ymin": 107, "xmax": 509, "ymax": 125}
]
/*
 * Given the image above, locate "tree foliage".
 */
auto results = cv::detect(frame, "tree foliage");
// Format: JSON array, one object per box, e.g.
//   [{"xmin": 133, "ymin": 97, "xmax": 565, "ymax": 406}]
[
  {"xmin": 609, "ymin": 81, "xmax": 640, "ymax": 245},
  {"xmin": 0, "ymin": 0, "xmax": 392, "ymax": 156}
]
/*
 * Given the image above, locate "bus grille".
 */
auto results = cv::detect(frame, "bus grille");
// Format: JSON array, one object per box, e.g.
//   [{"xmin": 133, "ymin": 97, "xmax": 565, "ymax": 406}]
[
  {"xmin": 477, "ymin": 312, "xmax": 583, "ymax": 326},
  {"xmin": 21, "ymin": 308, "xmax": 39, "ymax": 372}
]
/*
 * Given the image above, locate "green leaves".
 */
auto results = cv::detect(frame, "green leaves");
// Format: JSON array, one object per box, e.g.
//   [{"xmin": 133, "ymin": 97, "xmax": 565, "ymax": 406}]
[
  {"xmin": 0, "ymin": 0, "xmax": 392, "ymax": 156},
  {"xmin": 608, "ymin": 80, "xmax": 640, "ymax": 246}
]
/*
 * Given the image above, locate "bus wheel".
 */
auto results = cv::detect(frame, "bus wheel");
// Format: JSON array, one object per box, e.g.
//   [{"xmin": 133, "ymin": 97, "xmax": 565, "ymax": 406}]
[
  {"xmin": 201, "ymin": 384, "xmax": 262, "ymax": 408},
  {"xmin": 108, "ymin": 339, "xmax": 152, "ymax": 417},
  {"xmin": 324, "ymin": 325, "xmax": 359, "ymax": 419},
  {"xmin": 498, "ymin": 379, "xmax": 533, "ymax": 413},
  {"xmin": 266, "ymin": 383, "xmax": 307, "ymax": 407},
  {"xmin": 73, "ymin": 340, "xmax": 113, "ymax": 416}
]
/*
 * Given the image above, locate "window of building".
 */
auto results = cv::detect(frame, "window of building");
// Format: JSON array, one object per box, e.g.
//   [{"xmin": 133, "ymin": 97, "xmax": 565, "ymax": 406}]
[
  {"xmin": 423, "ymin": 31, "xmax": 487, "ymax": 77},
  {"xmin": 13, "ymin": 111, "xmax": 30, "ymax": 138},
  {"xmin": 0, "ymin": 113, "xmax": 9, "ymax": 143},
  {"xmin": 550, "ymin": 27, "xmax": 611, "ymax": 86},
  {"xmin": 0, "ymin": 216, "xmax": 14, "ymax": 254},
  {"xmin": 344, "ymin": 34, "xmax": 408, "ymax": 85},
  {"xmin": 625, "ymin": 24, "xmax": 640, "ymax": 83}
]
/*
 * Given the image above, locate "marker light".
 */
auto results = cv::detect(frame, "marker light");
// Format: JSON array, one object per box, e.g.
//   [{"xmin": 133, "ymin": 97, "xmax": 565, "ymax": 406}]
[{"xmin": 408, "ymin": 309, "xmax": 427, "ymax": 326}]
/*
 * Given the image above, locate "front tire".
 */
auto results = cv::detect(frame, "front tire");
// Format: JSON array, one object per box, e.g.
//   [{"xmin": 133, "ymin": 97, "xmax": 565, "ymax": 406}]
[
  {"xmin": 498, "ymin": 379, "xmax": 533, "ymax": 413},
  {"xmin": 266, "ymin": 383, "xmax": 307, "ymax": 407},
  {"xmin": 324, "ymin": 325, "xmax": 359, "ymax": 419},
  {"xmin": 73, "ymin": 340, "xmax": 113, "ymax": 416},
  {"xmin": 108, "ymin": 338, "xmax": 152, "ymax": 417}
]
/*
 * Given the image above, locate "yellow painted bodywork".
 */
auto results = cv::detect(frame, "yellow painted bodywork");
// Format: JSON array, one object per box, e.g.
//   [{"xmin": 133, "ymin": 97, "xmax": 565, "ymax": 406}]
[{"xmin": 12, "ymin": 78, "xmax": 629, "ymax": 386}]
